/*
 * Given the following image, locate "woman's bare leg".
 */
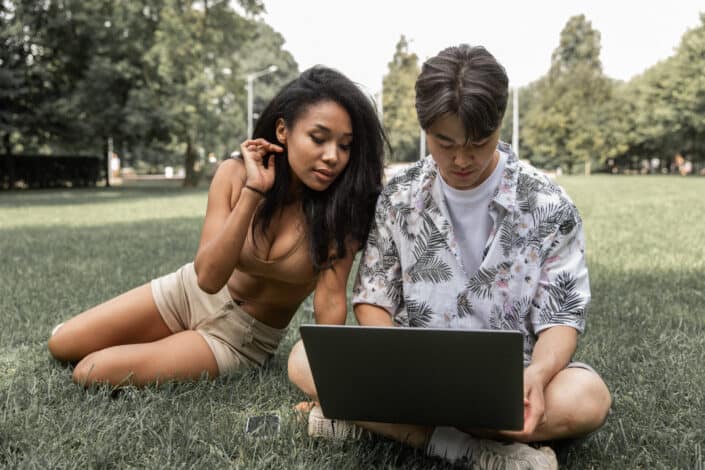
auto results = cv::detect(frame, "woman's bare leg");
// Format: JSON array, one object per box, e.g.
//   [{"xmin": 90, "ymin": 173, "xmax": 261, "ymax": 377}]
[
  {"xmin": 71, "ymin": 330, "xmax": 219, "ymax": 386},
  {"xmin": 48, "ymin": 283, "xmax": 172, "ymax": 362}
]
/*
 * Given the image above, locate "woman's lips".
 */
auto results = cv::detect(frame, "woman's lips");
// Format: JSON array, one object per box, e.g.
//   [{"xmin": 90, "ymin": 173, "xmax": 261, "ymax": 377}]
[{"xmin": 313, "ymin": 168, "xmax": 334, "ymax": 182}]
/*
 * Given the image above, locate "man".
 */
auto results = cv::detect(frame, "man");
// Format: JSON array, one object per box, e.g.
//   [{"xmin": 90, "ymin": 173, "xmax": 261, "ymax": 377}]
[{"xmin": 288, "ymin": 44, "xmax": 611, "ymax": 469}]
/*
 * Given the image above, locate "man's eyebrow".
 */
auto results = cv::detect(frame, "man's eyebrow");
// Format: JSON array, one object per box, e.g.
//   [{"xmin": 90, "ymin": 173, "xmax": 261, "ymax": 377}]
[
  {"xmin": 313, "ymin": 124, "xmax": 352, "ymax": 137},
  {"xmin": 433, "ymin": 132, "xmax": 457, "ymax": 142},
  {"xmin": 470, "ymin": 137, "xmax": 490, "ymax": 145}
]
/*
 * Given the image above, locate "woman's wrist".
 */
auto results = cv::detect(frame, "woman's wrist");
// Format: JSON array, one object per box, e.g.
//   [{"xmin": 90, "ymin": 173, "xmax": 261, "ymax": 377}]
[{"xmin": 244, "ymin": 185, "xmax": 266, "ymax": 198}]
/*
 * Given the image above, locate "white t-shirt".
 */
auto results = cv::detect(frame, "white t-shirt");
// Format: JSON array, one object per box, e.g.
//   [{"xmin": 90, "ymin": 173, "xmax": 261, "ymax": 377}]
[{"xmin": 437, "ymin": 151, "xmax": 507, "ymax": 277}]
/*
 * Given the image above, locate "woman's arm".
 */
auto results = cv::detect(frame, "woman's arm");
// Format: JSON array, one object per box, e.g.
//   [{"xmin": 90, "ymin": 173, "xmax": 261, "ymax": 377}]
[
  {"xmin": 312, "ymin": 245, "xmax": 359, "ymax": 325},
  {"xmin": 194, "ymin": 139, "xmax": 283, "ymax": 293}
]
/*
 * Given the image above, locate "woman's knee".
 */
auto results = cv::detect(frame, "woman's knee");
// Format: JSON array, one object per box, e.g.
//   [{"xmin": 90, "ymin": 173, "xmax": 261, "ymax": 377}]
[
  {"xmin": 48, "ymin": 327, "xmax": 76, "ymax": 362},
  {"xmin": 72, "ymin": 353, "xmax": 99, "ymax": 385},
  {"xmin": 71, "ymin": 351, "xmax": 121, "ymax": 386}
]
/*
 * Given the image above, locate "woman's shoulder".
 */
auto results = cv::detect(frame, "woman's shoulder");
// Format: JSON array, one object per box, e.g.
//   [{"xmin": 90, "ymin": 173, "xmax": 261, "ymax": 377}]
[
  {"xmin": 209, "ymin": 158, "xmax": 247, "ymax": 204},
  {"xmin": 214, "ymin": 157, "xmax": 245, "ymax": 179}
]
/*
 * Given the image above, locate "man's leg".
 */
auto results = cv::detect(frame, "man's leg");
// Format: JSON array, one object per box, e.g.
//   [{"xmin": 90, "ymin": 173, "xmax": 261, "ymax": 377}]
[
  {"xmin": 517, "ymin": 366, "xmax": 611, "ymax": 442},
  {"xmin": 287, "ymin": 340, "xmax": 432, "ymax": 446}
]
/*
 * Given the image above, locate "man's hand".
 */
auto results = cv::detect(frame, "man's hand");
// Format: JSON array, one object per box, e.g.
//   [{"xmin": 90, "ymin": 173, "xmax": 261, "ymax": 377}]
[{"xmin": 498, "ymin": 365, "xmax": 547, "ymax": 441}]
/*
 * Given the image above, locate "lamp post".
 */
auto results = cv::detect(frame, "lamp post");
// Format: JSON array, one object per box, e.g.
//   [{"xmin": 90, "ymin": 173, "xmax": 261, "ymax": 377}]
[
  {"xmin": 512, "ymin": 85, "xmax": 519, "ymax": 159},
  {"xmin": 246, "ymin": 65, "xmax": 278, "ymax": 138}
]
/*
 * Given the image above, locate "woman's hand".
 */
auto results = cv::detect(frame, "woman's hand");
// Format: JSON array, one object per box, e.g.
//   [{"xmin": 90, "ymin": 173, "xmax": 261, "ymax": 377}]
[{"xmin": 240, "ymin": 138, "xmax": 285, "ymax": 193}]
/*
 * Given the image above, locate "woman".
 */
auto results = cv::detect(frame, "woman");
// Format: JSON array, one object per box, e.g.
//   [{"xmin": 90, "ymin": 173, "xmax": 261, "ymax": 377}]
[{"xmin": 48, "ymin": 66, "xmax": 386, "ymax": 386}]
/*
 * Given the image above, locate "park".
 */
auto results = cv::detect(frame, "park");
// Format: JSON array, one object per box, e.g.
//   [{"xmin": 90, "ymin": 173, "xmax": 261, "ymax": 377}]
[{"xmin": 2, "ymin": 1, "xmax": 705, "ymax": 469}]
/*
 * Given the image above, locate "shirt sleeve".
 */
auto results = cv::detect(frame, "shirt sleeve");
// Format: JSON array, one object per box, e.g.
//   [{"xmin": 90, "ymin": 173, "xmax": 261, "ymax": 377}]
[
  {"xmin": 531, "ymin": 203, "xmax": 590, "ymax": 335},
  {"xmin": 352, "ymin": 192, "xmax": 403, "ymax": 315}
]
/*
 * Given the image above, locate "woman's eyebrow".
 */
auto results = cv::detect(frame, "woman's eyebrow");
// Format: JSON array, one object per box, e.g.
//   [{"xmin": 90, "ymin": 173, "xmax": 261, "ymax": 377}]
[{"xmin": 313, "ymin": 123, "xmax": 352, "ymax": 137}]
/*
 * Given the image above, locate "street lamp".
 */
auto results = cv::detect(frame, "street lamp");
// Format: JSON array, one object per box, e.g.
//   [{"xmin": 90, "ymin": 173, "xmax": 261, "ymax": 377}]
[{"xmin": 246, "ymin": 64, "xmax": 278, "ymax": 138}]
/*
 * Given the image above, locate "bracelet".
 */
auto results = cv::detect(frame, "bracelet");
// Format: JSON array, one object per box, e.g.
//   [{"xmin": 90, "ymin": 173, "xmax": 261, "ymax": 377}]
[{"xmin": 244, "ymin": 185, "xmax": 266, "ymax": 197}]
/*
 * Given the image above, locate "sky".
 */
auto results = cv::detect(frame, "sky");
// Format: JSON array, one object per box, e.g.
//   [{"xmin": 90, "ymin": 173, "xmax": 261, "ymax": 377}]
[{"xmin": 262, "ymin": 0, "xmax": 704, "ymax": 96}]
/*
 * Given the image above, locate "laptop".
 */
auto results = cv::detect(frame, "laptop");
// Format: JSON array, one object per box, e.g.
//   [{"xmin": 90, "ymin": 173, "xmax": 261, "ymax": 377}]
[{"xmin": 299, "ymin": 325, "xmax": 524, "ymax": 430}]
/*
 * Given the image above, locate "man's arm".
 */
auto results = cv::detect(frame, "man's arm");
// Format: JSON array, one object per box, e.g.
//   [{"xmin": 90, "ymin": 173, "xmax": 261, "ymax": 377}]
[{"xmin": 354, "ymin": 303, "xmax": 394, "ymax": 327}]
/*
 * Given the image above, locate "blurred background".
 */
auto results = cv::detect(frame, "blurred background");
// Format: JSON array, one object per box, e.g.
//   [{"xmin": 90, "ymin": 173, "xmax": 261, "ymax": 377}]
[{"xmin": 1, "ymin": 0, "xmax": 704, "ymax": 189}]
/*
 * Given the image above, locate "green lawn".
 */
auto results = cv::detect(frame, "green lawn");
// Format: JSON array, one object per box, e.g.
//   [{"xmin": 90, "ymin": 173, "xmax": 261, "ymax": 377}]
[{"xmin": 1, "ymin": 176, "xmax": 704, "ymax": 469}]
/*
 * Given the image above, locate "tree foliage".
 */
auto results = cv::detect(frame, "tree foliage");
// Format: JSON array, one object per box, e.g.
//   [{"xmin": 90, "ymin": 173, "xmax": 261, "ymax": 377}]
[
  {"xmin": 382, "ymin": 35, "xmax": 420, "ymax": 162},
  {"xmin": 516, "ymin": 13, "xmax": 705, "ymax": 172},
  {"xmin": 0, "ymin": 0, "xmax": 297, "ymax": 185},
  {"xmin": 521, "ymin": 15, "xmax": 613, "ymax": 174}
]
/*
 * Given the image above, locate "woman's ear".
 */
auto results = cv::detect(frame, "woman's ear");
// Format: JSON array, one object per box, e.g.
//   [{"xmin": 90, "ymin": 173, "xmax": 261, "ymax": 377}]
[{"xmin": 275, "ymin": 118, "xmax": 287, "ymax": 145}]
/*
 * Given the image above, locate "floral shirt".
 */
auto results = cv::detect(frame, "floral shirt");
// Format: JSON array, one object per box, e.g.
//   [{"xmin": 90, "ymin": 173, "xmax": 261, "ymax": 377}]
[{"xmin": 352, "ymin": 142, "xmax": 590, "ymax": 365}]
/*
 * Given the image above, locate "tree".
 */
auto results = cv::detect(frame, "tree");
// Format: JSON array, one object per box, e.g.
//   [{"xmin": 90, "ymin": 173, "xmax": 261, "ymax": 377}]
[
  {"xmin": 521, "ymin": 15, "xmax": 614, "ymax": 174},
  {"xmin": 382, "ymin": 35, "xmax": 420, "ymax": 162},
  {"xmin": 1, "ymin": 0, "xmax": 298, "ymax": 187}
]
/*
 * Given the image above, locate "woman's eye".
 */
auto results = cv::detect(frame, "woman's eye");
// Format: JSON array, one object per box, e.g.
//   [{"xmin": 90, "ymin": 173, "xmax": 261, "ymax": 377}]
[
  {"xmin": 339, "ymin": 143, "xmax": 352, "ymax": 152},
  {"xmin": 310, "ymin": 135, "xmax": 324, "ymax": 144}
]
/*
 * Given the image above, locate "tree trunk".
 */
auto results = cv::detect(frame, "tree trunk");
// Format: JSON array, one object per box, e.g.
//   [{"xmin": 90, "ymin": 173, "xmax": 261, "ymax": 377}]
[
  {"xmin": 584, "ymin": 159, "xmax": 591, "ymax": 176},
  {"xmin": 2, "ymin": 132, "xmax": 14, "ymax": 189},
  {"xmin": 103, "ymin": 136, "xmax": 111, "ymax": 188},
  {"xmin": 183, "ymin": 136, "xmax": 198, "ymax": 187}
]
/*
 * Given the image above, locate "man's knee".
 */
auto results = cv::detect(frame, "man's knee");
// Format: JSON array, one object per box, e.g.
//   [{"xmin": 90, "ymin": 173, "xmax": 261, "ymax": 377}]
[
  {"xmin": 581, "ymin": 373, "xmax": 612, "ymax": 430},
  {"xmin": 543, "ymin": 368, "xmax": 611, "ymax": 439},
  {"xmin": 560, "ymin": 369, "xmax": 611, "ymax": 434}
]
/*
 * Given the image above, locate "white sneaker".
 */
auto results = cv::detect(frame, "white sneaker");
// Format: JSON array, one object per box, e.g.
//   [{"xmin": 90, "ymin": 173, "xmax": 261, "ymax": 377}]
[
  {"xmin": 467, "ymin": 440, "xmax": 558, "ymax": 470},
  {"xmin": 307, "ymin": 405, "xmax": 365, "ymax": 440}
]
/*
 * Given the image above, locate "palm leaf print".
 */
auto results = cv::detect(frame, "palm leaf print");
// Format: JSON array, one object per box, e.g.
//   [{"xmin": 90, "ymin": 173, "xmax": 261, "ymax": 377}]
[
  {"xmin": 386, "ymin": 277, "xmax": 403, "ymax": 307},
  {"xmin": 545, "ymin": 271, "xmax": 586, "ymax": 319},
  {"xmin": 456, "ymin": 292, "xmax": 474, "ymax": 318},
  {"xmin": 408, "ymin": 257, "xmax": 453, "ymax": 284},
  {"xmin": 396, "ymin": 205, "xmax": 416, "ymax": 241},
  {"xmin": 467, "ymin": 262, "xmax": 511, "ymax": 299},
  {"xmin": 406, "ymin": 298, "xmax": 434, "ymax": 327},
  {"xmin": 412, "ymin": 214, "xmax": 447, "ymax": 263},
  {"xmin": 499, "ymin": 221, "xmax": 524, "ymax": 257}
]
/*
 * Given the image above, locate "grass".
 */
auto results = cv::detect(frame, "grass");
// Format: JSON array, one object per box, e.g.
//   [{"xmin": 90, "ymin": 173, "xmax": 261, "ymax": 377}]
[{"xmin": 1, "ymin": 176, "xmax": 704, "ymax": 469}]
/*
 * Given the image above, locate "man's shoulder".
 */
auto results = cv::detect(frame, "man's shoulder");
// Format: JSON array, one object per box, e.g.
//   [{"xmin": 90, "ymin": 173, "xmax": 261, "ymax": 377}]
[
  {"xmin": 380, "ymin": 157, "xmax": 434, "ymax": 204},
  {"xmin": 510, "ymin": 159, "xmax": 575, "ymax": 207}
]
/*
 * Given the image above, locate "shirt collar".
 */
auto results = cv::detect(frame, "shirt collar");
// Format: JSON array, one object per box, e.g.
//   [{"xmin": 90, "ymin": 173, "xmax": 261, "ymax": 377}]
[{"xmin": 420, "ymin": 140, "xmax": 520, "ymax": 214}]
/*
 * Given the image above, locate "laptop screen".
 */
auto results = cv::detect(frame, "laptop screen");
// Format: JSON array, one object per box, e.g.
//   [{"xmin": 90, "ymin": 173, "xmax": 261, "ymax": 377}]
[{"xmin": 300, "ymin": 325, "xmax": 524, "ymax": 430}]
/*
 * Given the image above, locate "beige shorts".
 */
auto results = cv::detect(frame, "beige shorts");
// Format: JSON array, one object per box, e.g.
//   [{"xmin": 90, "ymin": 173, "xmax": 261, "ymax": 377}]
[{"xmin": 150, "ymin": 262, "xmax": 288, "ymax": 375}]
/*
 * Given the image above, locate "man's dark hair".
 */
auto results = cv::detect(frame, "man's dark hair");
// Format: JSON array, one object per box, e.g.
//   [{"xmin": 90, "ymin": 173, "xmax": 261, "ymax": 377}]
[
  {"xmin": 251, "ymin": 66, "xmax": 386, "ymax": 271},
  {"xmin": 415, "ymin": 45, "xmax": 509, "ymax": 141}
]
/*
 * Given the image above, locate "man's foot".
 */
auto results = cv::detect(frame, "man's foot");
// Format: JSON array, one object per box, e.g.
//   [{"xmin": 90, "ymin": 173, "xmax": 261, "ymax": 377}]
[
  {"xmin": 469, "ymin": 440, "xmax": 557, "ymax": 470},
  {"xmin": 426, "ymin": 426, "xmax": 557, "ymax": 470},
  {"xmin": 307, "ymin": 405, "xmax": 366, "ymax": 440}
]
